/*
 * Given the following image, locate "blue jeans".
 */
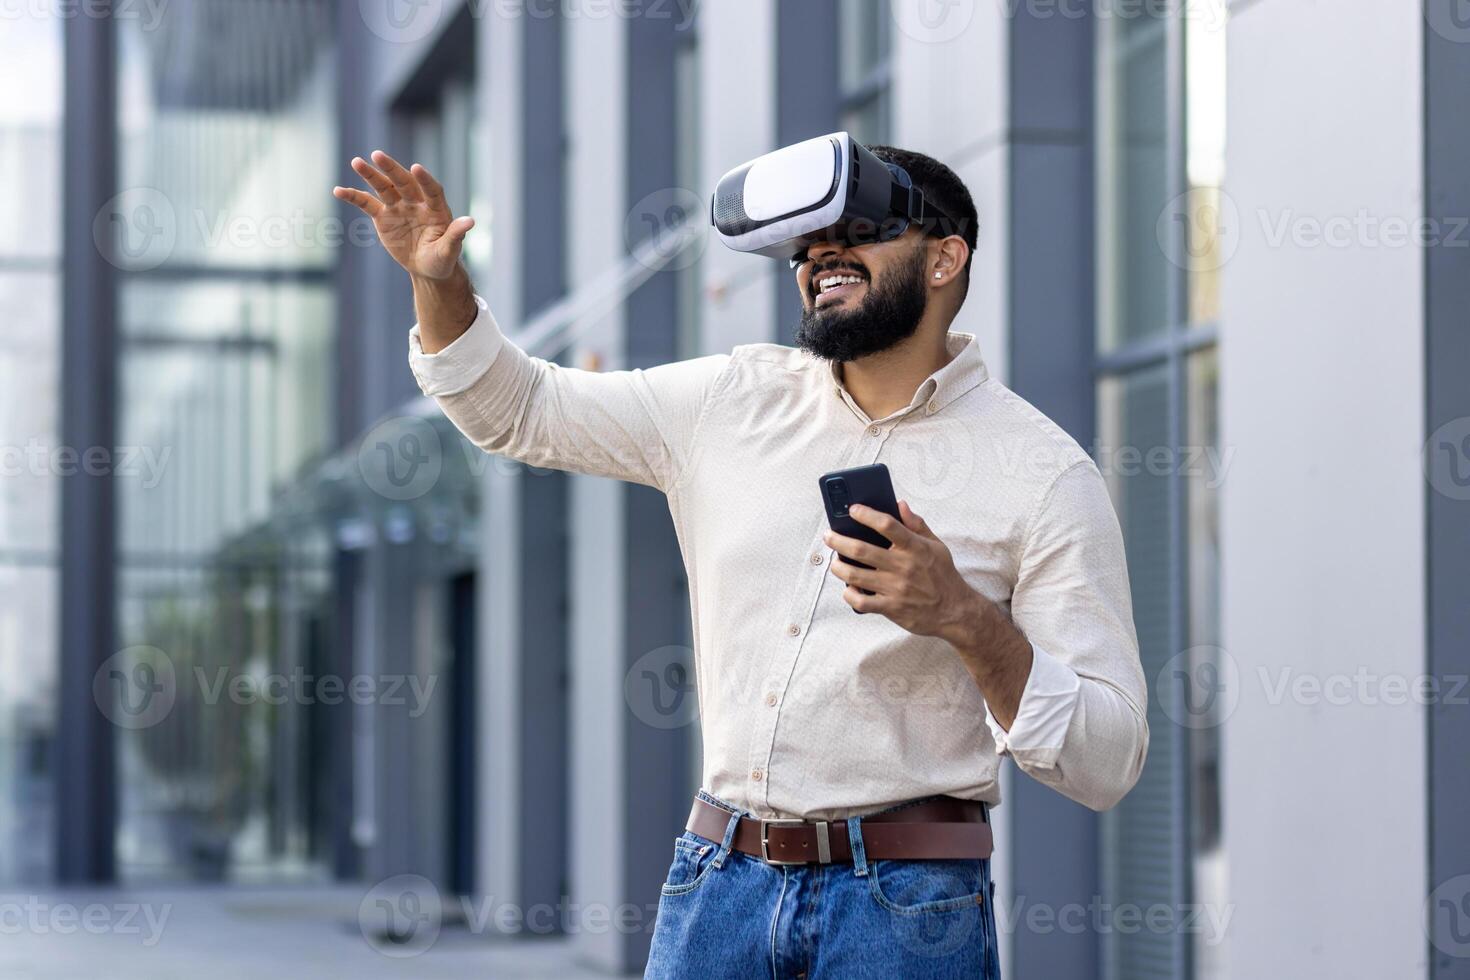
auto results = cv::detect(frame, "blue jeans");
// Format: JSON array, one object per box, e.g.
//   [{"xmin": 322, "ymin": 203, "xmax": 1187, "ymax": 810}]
[{"xmin": 646, "ymin": 791, "xmax": 1002, "ymax": 979}]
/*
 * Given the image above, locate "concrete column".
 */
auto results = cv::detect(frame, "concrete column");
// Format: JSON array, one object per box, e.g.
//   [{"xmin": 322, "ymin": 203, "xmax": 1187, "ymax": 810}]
[
  {"xmin": 1221, "ymin": 2, "xmax": 1426, "ymax": 976},
  {"xmin": 698, "ymin": 0, "xmax": 778, "ymax": 351},
  {"xmin": 563, "ymin": 12, "xmax": 631, "ymax": 972}
]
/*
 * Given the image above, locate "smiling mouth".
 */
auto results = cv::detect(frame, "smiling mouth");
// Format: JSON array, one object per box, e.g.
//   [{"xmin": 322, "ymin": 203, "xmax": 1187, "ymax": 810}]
[{"xmin": 812, "ymin": 270, "xmax": 868, "ymax": 307}]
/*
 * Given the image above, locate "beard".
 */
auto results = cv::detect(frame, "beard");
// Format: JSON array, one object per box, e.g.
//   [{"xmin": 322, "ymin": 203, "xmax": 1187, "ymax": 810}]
[{"xmin": 795, "ymin": 246, "xmax": 929, "ymax": 363}]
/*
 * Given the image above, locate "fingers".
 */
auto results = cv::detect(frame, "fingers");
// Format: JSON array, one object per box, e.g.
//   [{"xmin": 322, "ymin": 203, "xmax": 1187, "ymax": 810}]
[
  {"xmin": 847, "ymin": 504, "xmax": 917, "ymax": 548},
  {"xmin": 828, "ymin": 557, "xmax": 887, "ymax": 592},
  {"xmin": 372, "ymin": 150, "xmax": 424, "ymax": 202},
  {"xmin": 842, "ymin": 585, "xmax": 887, "ymax": 615},
  {"xmin": 350, "ymin": 156, "xmax": 399, "ymax": 205},
  {"xmin": 897, "ymin": 500, "xmax": 935, "ymax": 539},
  {"xmin": 823, "ymin": 530, "xmax": 894, "ymax": 570},
  {"xmin": 332, "ymin": 186, "xmax": 383, "ymax": 217},
  {"xmin": 411, "ymin": 163, "xmax": 448, "ymax": 209}
]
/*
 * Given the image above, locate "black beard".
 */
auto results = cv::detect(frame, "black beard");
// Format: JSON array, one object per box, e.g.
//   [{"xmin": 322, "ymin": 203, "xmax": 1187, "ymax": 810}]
[{"xmin": 795, "ymin": 247, "xmax": 929, "ymax": 363}]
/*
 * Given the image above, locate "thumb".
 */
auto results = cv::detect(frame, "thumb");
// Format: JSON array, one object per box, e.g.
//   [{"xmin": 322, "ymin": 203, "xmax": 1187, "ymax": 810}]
[
  {"xmin": 897, "ymin": 499, "xmax": 933, "ymax": 538},
  {"xmin": 433, "ymin": 216, "xmax": 474, "ymax": 263},
  {"xmin": 444, "ymin": 215, "xmax": 475, "ymax": 243}
]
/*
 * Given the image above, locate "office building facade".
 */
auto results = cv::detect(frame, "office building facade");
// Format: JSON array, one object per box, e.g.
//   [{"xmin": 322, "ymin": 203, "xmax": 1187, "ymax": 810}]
[{"xmin": 3, "ymin": 1, "xmax": 1466, "ymax": 978}]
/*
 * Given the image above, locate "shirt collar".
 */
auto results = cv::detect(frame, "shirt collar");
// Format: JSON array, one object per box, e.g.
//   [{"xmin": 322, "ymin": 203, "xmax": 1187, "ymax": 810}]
[{"xmin": 827, "ymin": 332, "xmax": 991, "ymax": 422}]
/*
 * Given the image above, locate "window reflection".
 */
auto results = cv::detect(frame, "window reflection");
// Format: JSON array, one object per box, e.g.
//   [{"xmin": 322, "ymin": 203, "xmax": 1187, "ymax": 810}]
[
  {"xmin": 112, "ymin": 1, "xmax": 338, "ymax": 881},
  {"xmin": 0, "ymin": 17, "xmax": 62, "ymax": 885}
]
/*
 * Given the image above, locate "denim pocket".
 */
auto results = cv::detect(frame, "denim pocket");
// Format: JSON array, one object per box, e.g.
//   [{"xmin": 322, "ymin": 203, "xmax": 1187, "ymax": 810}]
[
  {"xmin": 866, "ymin": 858, "xmax": 987, "ymax": 915},
  {"xmin": 660, "ymin": 832, "xmax": 717, "ymax": 897}
]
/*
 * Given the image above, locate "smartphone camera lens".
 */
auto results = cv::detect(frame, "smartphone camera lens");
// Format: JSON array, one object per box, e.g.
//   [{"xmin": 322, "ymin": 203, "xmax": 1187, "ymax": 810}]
[{"xmin": 827, "ymin": 479, "xmax": 849, "ymax": 517}]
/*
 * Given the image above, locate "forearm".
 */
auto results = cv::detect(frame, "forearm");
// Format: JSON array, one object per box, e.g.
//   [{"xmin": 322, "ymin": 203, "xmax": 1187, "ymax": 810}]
[
  {"xmin": 943, "ymin": 589, "xmax": 1033, "ymax": 730},
  {"xmin": 412, "ymin": 265, "xmax": 478, "ymax": 354}
]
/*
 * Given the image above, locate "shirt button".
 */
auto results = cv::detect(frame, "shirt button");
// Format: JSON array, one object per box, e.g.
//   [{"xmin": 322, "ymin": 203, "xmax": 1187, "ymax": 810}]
[
  {"xmin": 786, "ymin": 623, "xmax": 801, "ymax": 637},
  {"xmin": 810, "ymin": 553, "xmax": 823, "ymax": 565},
  {"xmin": 765, "ymin": 692, "xmax": 778, "ymax": 707},
  {"xmin": 868, "ymin": 424, "xmax": 881, "ymax": 436},
  {"xmin": 751, "ymin": 768, "xmax": 764, "ymax": 782},
  {"xmin": 926, "ymin": 400, "xmax": 938, "ymax": 414}
]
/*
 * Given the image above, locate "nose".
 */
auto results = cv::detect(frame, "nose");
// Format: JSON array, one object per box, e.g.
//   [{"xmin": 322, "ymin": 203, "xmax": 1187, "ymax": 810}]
[{"xmin": 806, "ymin": 241, "xmax": 847, "ymax": 263}]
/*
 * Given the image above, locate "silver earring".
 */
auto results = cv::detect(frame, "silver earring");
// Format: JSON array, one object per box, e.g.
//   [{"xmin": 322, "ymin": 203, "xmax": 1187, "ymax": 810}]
[{"xmin": 934, "ymin": 273, "xmax": 942, "ymax": 279}]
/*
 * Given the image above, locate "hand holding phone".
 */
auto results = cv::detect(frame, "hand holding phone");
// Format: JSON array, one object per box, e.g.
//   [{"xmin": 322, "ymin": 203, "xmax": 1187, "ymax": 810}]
[{"xmin": 818, "ymin": 464, "xmax": 901, "ymax": 604}]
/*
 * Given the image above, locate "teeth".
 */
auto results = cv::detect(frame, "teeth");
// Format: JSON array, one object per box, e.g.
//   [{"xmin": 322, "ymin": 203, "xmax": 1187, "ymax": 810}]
[{"xmin": 817, "ymin": 275, "xmax": 865, "ymax": 294}]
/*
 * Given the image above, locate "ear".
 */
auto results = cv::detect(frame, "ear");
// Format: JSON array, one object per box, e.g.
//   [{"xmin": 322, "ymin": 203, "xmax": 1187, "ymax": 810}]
[{"xmin": 928, "ymin": 235, "xmax": 970, "ymax": 287}]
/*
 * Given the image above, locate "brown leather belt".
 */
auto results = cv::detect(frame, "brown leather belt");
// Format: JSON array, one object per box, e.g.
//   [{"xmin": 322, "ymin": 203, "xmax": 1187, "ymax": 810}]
[{"xmin": 686, "ymin": 796, "xmax": 993, "ymax": 866}]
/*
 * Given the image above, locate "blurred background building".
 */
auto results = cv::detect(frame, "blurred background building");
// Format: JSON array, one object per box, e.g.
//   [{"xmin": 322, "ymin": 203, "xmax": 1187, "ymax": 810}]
[{"xmin": 0, "ymin": 0, "xmax": 1466, "ymax": 978}]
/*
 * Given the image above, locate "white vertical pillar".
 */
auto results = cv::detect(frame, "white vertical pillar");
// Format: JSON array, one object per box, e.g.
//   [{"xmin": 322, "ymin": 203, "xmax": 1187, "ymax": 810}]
[
  {"xmin": 890, "ymin": 2, "xmax": 1009, "ymax": 383},
  {"xmin": 563, "ymin": 11, "xmax": 630, "ymax": 972},
  {"xmin": 474, "ymin": 1, "xmax": 525, "ymax": 916},
  {"xmin": 698, "ymin": 0, "xmax": 778, "ymax": 351},
  {"xmin": 1220, "ymin": 2, "xmax": 1426, "ymax": 976}
]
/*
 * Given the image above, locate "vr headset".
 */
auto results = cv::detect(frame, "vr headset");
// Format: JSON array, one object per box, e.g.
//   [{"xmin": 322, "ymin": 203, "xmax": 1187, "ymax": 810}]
[{"xmin": 710, "ymin": 132, "xmax": 961, "ymax": 267}]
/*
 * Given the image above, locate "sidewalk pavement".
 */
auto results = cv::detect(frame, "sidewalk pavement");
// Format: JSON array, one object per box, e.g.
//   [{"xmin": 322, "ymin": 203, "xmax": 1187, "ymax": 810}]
[{"xmin": 0, "ymin": 886, "xmax": 632, "ymax": 980}]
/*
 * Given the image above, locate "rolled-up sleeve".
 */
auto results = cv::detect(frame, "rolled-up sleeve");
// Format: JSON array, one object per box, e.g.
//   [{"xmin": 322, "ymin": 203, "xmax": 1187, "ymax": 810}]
[
  {"xmin": 408, "ymin": 294, "xmax": 730, "ymax": 492},
  {"xmin": 988, "ymin": 459, "xmax": 1149, "ymax": 811}
]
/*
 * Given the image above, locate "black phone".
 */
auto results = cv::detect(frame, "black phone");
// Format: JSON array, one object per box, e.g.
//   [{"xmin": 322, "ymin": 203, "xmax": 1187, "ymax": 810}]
[{"xmin": 818, "ymin": 464, "xmax": 901, "ymax": 600}]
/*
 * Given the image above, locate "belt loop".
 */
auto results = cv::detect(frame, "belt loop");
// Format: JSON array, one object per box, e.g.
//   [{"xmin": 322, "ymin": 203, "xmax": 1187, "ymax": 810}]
[
  {"xmin": 845, "ymin": 815, "xmax": 868, "ymax": 877},
  {"xmin": 711, "ymin": 806, "xmax": 742, "ymax": 870}
]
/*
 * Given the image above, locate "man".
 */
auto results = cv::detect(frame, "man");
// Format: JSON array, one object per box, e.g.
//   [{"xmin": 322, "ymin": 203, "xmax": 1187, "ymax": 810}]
[{"xmin": 334, "ymin": 142, "xmax": 1147, "ymax": 979}]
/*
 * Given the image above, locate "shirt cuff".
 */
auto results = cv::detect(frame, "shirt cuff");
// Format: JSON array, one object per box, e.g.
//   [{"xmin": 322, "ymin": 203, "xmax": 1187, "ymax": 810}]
[
  {"xmin": 985, "ymin": 643, "xmax": 1081, "ymax": 770},
  {"xmin": 407, "ymin": 293, "xmax": 506, "ymax": 397}
]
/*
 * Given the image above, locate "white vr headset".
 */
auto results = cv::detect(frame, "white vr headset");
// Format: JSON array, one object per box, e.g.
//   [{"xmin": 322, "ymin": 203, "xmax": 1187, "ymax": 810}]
[{"xmin": 710, "ymin": 131, "xmax": 961, "ymax": 267}]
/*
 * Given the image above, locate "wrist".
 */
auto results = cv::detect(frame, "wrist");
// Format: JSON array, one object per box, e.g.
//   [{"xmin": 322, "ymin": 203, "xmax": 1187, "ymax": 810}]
[
  {"xmin": 942, "ymin": 586, "xmax": 995, "ymax": 655},
  {"xmin": 411, "ymin": 263, "xmax": 469, "ymax": 295},
  {"xmin": 411, "ymin": 265, "xmax": 477, "ymax": 353}
]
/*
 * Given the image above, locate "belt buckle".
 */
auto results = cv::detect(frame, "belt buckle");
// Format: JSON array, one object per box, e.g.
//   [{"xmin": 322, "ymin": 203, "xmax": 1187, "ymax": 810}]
[{"xmin": 759, "ymin": 819, "xmax": 808, "ymax": 866}]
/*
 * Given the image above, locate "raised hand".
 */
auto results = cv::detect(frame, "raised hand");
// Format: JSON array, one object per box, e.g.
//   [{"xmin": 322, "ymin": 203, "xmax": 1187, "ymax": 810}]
[{"xmin": 333, "ymin": 151, "xmax": 474, "ymax": 282}]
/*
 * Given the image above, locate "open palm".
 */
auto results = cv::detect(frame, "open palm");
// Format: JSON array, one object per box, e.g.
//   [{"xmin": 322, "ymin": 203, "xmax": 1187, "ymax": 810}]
[{"xmin": 332, "ymin": 150, "xmax": 473, "ymax": 281}]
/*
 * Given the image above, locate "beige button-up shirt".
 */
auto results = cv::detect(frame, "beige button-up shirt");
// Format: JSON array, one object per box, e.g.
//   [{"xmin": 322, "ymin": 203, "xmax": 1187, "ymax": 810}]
[{"xmin": 409, "ymin": 296, "xmax": 1148, "ymax": 819}]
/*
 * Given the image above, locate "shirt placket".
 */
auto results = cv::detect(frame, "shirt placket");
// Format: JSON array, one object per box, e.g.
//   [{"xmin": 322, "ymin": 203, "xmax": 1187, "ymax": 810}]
[{"xmin": 744, "ymin": 414, "xmax": 900, "ymax": 813}]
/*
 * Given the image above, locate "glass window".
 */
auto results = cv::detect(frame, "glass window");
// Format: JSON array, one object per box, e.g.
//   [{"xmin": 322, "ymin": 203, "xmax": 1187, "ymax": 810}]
[
  {"xmin": 838, "ymin": 0, "xmax": 892, "ymax": 144},
  {"xmin": 0, "ymin": 16, "xmax": 62, "ymax": 885},
  {"xmin": 1095, "ymin": 4, "xmax": 1225, "ymax": 979},
  {"xmin": 1096, "ymin": 10, "xmax": 1171, "ymax": 351},
  {"xmin": 112, "ymin": 2, "xmax": 338, "ymax": 882},
  {"xmin": 1186, "ymin": 2, "xmax": 1228, "ymax": 328}
]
